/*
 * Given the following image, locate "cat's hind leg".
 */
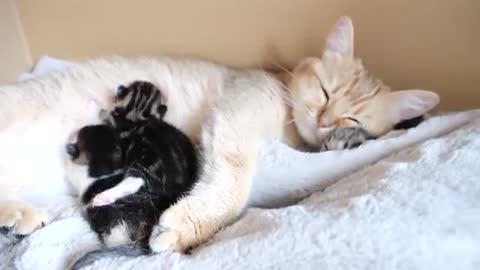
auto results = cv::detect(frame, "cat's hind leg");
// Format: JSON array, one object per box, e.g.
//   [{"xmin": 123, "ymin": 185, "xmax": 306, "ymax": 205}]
[{"xmin": 0, "ymin": 200, "xmax": 47, "ymax": 237}]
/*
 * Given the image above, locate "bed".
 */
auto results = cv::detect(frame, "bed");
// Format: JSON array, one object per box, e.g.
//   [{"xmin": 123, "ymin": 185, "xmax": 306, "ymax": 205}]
[{"xmin": 1, "ymin": 58, "xmax": 479, "ymax": 270}]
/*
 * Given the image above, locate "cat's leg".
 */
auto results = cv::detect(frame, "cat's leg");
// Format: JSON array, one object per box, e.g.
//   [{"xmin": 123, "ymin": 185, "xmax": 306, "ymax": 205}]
[
  {"xmin": 148, "ymin": 96, "xmax": 267, "ymax": 252},
  {"xmin": 148, "ymin": 73, "xmax": 286, "ymax": 253},
  {"xmin": 149, "ymin": 125, "xmax": 259, "ymax": 252},
  {"xmin": 0, "ymin": 199, "xmax": 47, "ymax": 236},
  {"xmin": 91, "ymin": 177, "xmax": 145, "ymax": 206}
]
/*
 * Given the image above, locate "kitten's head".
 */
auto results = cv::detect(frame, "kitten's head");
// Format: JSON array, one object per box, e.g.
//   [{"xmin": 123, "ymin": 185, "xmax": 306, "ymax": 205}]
[
  {"xmin": 288, "ymin": 16, "xmax": 439, "ymax": 147},
  {"xmin": 66, "ymin": 125, "xmax": 123, "ymax": 177},
  {"xmin": 103, "ymin": 81, "xmax": 167, "ymax": 129}
]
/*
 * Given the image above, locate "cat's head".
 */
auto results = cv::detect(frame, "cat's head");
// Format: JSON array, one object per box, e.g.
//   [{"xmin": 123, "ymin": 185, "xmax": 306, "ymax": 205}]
[
  {"xmin": 288, "ymin": 16, "xmax": 439, "ymax": 147},
  {"xmin": 66, "ymin": 125, "xmax": 123, "ymax": 177},
  {"xmin": 103, "ymin": 81, "xmax": 167, "ymax": 129}
]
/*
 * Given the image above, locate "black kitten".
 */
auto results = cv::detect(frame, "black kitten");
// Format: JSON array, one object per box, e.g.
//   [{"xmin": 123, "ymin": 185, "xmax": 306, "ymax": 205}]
[{"xmin": 67, "ymin": 81, "xmax": 197, "ymax": 270}]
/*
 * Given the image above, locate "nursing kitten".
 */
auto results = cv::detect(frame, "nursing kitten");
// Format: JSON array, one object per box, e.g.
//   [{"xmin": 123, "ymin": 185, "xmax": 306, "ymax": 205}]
[{"xmin": 67, "ymin": 81, "xmax": 197, "ymax": 269}]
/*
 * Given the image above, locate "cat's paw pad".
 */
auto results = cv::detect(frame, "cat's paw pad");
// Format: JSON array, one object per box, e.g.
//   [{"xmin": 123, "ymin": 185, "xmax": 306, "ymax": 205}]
[
  {"xmin": 149, "ymin": 205, "xmax": 189, "ymax": 253},
  {"xmin": 91, "ymin": 193, "xmax": 115, "ymax": 207},
  {"xmin": 0, "ymin": 207, "xmax": 22, "ymax": 229},
  {"xmin": 149, "ymin": 199, "xmax": 219, "ymax": 254},
  {"xmin": 149, "ymin": 201, "xmax": 202, "ymax": 253},
  {"xmin": 149, "ymin": 226, "xmax": 182, "ymax": 252},
  {"xmin": 0, "ymin": 201, "xmax": 47, "ymax": 236}
]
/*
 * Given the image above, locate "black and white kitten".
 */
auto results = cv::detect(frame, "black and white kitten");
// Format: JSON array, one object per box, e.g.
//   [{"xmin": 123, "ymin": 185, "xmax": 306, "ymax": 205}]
[{"xmin": 67, "ymin": 81, "xmax": 197, "ymax": 269}]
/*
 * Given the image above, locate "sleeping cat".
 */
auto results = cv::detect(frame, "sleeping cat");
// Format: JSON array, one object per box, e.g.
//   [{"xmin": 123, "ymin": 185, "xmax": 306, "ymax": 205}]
[
  {"xmin": 66, "ymin": 81, "xmax": 197, "ymax": 269},
  {"xmin": 0, "ymin": 17, "xmax": 440, "ymax": 253}
]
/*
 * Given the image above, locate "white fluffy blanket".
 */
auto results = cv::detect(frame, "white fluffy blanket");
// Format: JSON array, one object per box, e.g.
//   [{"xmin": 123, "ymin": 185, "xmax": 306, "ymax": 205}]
[{"xmin": 1, "ymin": 109, "xmax": 480, "ymax": 270}]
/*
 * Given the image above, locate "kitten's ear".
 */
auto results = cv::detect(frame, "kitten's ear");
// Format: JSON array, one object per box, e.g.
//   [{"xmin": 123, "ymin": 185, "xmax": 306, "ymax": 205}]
[
  {"xmin": 324, "ymin": 16, "xmax": 354, "ymax": 58},
  {"xmin": 116, "ymin": 85, "xmax": 128, "ymax": 98},
  {"xmin": 157, "ymin": 105, "xmax": 167, "ymax": 118},
  {"xmin": 387, "ymin": 90, "xmax": 440, "ymax": 123},
  {"xmin": 66, "ymin": 143, "xmax": 79, "ymax": 158}
]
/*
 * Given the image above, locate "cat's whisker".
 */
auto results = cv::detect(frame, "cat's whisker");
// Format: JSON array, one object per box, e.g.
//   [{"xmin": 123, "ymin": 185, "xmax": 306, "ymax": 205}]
[
  {"xmin": 277, "ymin": 83, "xmax": 308, "ymax": 111},
  {"xmin": 271, "ymin": 62, "xmax": 294, "ymax": 77},
  {"xmin": 285, "ymin": 118, "xmax": 296, "ymax": 125}
]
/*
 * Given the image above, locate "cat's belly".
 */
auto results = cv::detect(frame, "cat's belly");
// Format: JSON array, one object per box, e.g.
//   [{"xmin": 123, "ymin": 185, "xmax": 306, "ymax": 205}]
[{"xmin": 0, "ymin": 116, "xmax": 73, "ymax": 207}]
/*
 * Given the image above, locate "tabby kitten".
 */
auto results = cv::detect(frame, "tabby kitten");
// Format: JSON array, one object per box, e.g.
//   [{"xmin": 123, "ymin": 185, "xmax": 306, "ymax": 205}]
[
  {"xmin": 104, "ymin": 80, "xmax": 167, "ymax": 133},
  {"xmin": 67, "ymin": 81, "xmax": 197, "ymax": 269}
]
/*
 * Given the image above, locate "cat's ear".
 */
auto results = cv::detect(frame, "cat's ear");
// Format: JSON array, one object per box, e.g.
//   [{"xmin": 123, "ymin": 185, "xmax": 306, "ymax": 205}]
[
  {"xmin": 387, "ymin": 90, "xmax": 440, "ymax": 123},
  {"xmin": 324, "ymin": 16, "xmax": 354, "ymax": 58}
]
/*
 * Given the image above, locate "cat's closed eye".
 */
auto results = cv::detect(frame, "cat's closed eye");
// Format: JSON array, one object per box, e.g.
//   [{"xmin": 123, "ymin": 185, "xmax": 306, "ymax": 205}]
[
  {"xmin": 319, "ymin": 81, "xmax": 329, "ymax": 102},
  {"xmin": 344, "ymin": 117, "xmax": 360, "ymax": 124}
]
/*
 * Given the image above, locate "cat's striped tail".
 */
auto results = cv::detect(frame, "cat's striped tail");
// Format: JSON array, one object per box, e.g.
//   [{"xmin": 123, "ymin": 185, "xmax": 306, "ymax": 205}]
[{"xmin": 70, "ymin": 244, "xmax": 151, "ymax": 270}]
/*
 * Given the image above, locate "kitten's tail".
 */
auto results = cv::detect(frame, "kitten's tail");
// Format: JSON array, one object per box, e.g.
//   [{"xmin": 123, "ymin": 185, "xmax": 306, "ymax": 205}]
[{"xmin": 70, "ymin": 244, "xmax": 151, "ymax": 270}]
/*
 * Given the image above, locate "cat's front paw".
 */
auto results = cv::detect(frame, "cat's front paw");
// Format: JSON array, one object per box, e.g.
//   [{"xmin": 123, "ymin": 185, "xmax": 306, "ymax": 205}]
[
  {"xmin": 0, "ymin": 200, "xmax": 47, "ymax": 237},
  {"xmin": 318, "ymin": 127, "xmax": 374, "ymax": 151},
  {"xmin": 149, "ymin": 198, "xmax": 218, "ymax": 253},
  {"xmin": 91, "ymin": 193, "xmax": 115, "ymax": 207}
]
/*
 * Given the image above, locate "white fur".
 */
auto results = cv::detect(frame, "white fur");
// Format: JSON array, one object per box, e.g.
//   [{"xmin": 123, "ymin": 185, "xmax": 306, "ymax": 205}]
[{"xmin": 103, "ymin": 222, "xmax": 131, "ymax": 247}]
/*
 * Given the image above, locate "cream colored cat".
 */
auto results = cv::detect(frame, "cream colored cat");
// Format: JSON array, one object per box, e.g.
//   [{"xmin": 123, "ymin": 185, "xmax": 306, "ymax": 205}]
[{"xmin": 0, "ymin": 17, "xmax": 438, "ymax": 252}]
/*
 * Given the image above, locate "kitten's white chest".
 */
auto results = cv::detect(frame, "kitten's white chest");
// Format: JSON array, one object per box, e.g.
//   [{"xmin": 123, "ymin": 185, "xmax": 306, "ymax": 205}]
[{"xmin": 0, "ymin": 116, "xmax": 73, "ymax": 207}]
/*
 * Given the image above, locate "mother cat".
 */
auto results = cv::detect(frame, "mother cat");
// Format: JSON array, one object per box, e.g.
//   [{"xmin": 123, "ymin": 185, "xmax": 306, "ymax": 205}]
[{"xmin": 0, "ymin": 17, "xmax": 438, "ymax": 252}]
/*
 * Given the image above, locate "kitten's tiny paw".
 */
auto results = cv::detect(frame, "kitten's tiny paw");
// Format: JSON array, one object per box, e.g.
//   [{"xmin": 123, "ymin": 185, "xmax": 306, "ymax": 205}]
[{"xmin": 91, "ymin": 193, "xmax": 114, "ymax": 207}]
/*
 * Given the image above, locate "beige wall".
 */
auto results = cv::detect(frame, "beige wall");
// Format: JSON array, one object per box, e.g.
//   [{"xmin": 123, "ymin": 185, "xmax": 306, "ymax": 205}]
[
  {"xmin": 0, "ymin": 0, "xmax": 31, "ymax": 84},
  {"xmin": 14, "ymin": 0, "xmax": 480, "ymax": 110}
]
